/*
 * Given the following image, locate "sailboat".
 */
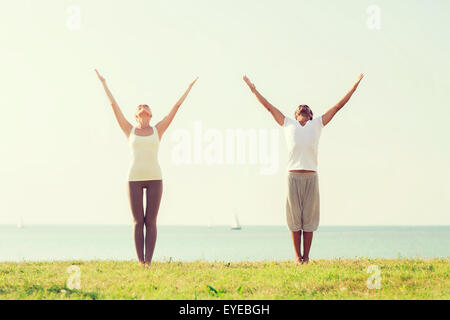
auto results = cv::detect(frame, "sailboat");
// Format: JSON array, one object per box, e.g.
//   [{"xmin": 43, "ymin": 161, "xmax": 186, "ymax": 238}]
[
  {"xmin": 18, "ymin": 216, "xmax": 25, "ymax": 228},
  {"xmin": 231, "ymin": 214, "xmax": 241, "ymax": 230}
]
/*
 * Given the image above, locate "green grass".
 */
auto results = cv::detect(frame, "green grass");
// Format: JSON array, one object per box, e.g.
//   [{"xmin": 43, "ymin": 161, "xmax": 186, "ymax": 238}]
[{"xmin": 0, "ymin": 258, "xmax": 448, "ymax": 299}]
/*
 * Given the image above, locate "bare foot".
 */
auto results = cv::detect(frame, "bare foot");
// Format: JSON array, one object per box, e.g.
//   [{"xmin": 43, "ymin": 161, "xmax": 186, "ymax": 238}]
[
  {"xmin": 144, "ymin": 261, "xmax": 152, "ymax": 267},
  {"xmin": 295, "ymin": 256, "xmax": 303, "ymax": 265},
  {"xmin": 302, "ymin": 258, "xmax": 310, "ymax": 264},
  {"xmin": 138, "ymin": 260, "xmax": 145, "ymax": 266}
]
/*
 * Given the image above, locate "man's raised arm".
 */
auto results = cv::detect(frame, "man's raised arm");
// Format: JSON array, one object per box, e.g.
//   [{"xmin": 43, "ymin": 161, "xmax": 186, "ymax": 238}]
[
  {"xmin": 322, "ymin": 73, "xmax": 364, "ymax": 126},
  {"xmin": 243, "ymin": 75, "xmax": 285, "ymax": 126}
]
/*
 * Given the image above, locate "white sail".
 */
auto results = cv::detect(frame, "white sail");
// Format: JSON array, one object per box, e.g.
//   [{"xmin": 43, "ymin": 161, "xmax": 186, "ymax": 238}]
[{"xmin": 231, "ymin": 214, "xmax": 241, "ymax": 230}]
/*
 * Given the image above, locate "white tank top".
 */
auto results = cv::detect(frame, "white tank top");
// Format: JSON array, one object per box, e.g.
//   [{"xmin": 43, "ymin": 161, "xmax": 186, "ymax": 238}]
[{"xmin": 127, "ymin": 126, "xmax": 162, "ymax": 181}]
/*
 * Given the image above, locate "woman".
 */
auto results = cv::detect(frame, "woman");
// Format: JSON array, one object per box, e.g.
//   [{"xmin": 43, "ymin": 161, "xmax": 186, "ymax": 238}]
[
  {"xmin": 243, "ymin": 74, "xmax": 363, "ymax": 264},
  {"xmin": 95, "ymin": 69, "xmax": 198, "ymax": 266}
]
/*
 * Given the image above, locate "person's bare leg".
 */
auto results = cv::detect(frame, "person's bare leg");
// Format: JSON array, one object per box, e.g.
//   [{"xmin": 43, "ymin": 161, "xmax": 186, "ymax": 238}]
[
  {"xmin": 128, "ymin": 181, "xmax": 145, "ymax": 264},
  {"xmin": 302, "ymin": 231, "xmax": 313, "ymax": 264},
  {"xmin": 144, "ymin": 180, "xmax": 163, "ymax": 266},
  {"xmin": 291, "ymin": 230, "xmax": 302, "ymax": 264}
]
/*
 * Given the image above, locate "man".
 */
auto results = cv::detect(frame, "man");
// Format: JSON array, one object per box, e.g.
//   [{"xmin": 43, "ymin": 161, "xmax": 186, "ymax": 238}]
[{"xmin": 243, "ymin": 74, "xmax": 364, "ymax": 264}]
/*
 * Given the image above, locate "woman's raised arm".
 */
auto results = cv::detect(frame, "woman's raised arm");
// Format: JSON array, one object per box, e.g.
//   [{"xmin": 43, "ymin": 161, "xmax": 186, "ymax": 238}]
[
  {"xmin": 155, "ymin": 77, "xmax": 198, "ymax": 139},
  {"xmin": 95, "ymin": 69, "xmax": 132, "ymax": 137}
]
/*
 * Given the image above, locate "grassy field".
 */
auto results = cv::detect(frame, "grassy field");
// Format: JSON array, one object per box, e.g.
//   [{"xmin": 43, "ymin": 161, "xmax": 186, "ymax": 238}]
[{"xmin": 0, "ymin": 258, "xmax": 448, "ymax": 300}]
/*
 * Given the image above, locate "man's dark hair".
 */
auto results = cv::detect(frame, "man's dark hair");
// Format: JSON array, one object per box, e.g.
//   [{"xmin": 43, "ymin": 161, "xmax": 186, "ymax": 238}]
[{"xmin": 295, "ymin": 105, "xmax": 313, "ymax": 120}]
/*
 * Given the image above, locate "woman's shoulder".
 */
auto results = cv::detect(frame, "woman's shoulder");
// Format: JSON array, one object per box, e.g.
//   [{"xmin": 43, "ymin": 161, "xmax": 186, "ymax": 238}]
[{"xmin": 126, "ymin": 126, "xmax": 134, "ymax": 141}]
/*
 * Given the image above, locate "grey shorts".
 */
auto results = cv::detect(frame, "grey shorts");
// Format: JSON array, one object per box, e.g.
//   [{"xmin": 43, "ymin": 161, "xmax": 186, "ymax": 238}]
[{"xmin": 286, "ymin": 171, "xmax": 320, "ymax": 232}]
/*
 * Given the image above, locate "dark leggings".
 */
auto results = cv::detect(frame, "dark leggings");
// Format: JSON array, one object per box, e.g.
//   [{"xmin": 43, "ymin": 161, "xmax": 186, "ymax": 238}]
[{"xmin": 127, "ymin": 179, "xmax": 163, "ymax": 263}]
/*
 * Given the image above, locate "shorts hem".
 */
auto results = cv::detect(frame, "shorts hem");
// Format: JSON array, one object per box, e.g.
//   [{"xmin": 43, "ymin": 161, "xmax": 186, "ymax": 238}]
[
  {"xmin": 302, "ymin": 228, "xmax": 318, "ymax": 232},
  {"xmin": 287, "ymin": 225, "xmax": 318, "ymax": 232}
]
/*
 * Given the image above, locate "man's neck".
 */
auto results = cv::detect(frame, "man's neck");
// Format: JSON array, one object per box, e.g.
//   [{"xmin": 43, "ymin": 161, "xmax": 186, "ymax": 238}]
[{"xmin": 296, "ymin": 116, "xmax": 310, "ymax": 126}]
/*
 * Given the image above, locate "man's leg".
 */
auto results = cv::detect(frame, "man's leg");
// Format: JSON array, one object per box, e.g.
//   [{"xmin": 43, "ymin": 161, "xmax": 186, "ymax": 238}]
[
  {"xmin": 291, "ymin": 230, "xmax": 302, "ymax": 263},
  {"xmin": 286, "ymin": 173, "xmax": 303, "ymax": 263},
  {"xmin": 301, "ymin": 173, "xmax": 319, "ymax": 264},
  {"xmin": 302, "ymin": 232, "xmax": 313, "ymax": 263}
]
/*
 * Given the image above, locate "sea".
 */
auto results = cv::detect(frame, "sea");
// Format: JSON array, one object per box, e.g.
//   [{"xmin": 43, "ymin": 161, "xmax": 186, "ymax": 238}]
[{"xmin": 0, "ymin": 225, "xmax": 449, "ymax": 262}]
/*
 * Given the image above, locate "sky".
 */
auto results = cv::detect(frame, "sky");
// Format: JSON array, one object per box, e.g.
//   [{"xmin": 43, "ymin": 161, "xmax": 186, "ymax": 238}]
[{"xmin": 0, "ymin": 0, "xmax": 449, "ymax": 226}]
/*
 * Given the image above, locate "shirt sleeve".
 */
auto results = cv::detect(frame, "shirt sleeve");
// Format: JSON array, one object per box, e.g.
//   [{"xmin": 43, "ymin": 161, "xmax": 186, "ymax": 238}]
[
  {"xmin": 316, "ymin": 115, "xmax": 324, "ymax": 128},
  {"xmin": 283, "ymin": 116, "xmax": 292, "ymax": 127}
]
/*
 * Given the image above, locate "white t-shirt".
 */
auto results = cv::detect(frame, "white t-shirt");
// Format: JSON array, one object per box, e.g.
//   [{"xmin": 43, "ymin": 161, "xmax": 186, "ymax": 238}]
[{"xmin": 282, "ymin": 115, "xmax": 324, "ymax": 171}]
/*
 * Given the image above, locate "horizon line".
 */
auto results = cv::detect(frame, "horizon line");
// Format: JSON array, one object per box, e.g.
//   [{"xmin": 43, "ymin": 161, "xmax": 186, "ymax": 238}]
[{"xmin": 1, "ymin": 223, "xmax": 449, "ymax": 227}]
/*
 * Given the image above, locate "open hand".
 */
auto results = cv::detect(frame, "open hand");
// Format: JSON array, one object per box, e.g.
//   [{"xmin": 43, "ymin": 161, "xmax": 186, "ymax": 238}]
[
  {"xmin": 95, "ymin": 69, "xmax": 105, "ymax": 83},
  {"xmin": 189, "ymin": 76, "xmax": 199, "ymax": 88},
  {"xmin": 243, "ymin": 75, "xmax": 256, "ymax": 91},
  {"xmin": 357, "ymin": 73, "xmax": 364, "ymax": 82}
]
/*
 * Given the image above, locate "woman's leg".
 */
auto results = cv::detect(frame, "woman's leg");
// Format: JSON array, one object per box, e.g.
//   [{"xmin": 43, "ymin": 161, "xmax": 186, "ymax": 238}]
[
  {"xmin": 144, "ymin": 180, "xmax": 163, "ymax": 265},
  {"xmin": 127, "ymin": 181, "xmax": 145, "ymax": 263}
]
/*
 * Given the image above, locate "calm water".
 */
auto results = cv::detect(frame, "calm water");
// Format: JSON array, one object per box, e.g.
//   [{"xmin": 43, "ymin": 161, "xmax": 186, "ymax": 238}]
[{"xmin": 0, "ymin": 225, "xmax": 449, "ymax": 262}]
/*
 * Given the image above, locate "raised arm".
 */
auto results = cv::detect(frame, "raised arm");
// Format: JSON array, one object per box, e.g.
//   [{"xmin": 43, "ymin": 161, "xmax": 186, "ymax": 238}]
[
  {"xmin": 243, "ymin": 75, "xmax": 285, "ymax": 126},
  {"xmin": 155, "ymin": 77, "xmax": 198, "ymax": 139},
  {"xmin": 322, "ymin": 73, "xmax": 364, "ymax": 127},
  {"xmin": 95, "ymin": 69, "xmax": 132, "ymax": 137}
]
